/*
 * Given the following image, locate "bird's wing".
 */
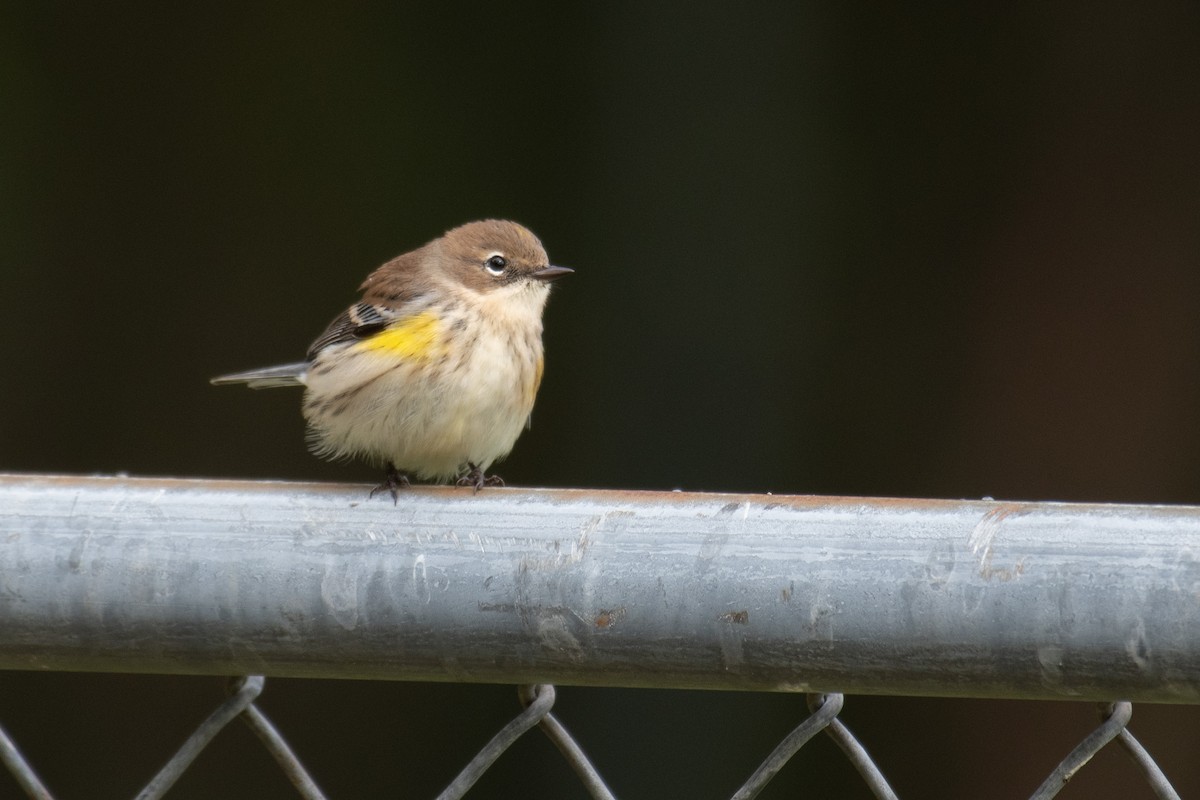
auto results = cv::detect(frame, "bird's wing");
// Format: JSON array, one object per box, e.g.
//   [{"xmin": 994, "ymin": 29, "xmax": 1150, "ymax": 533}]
[
  {"xmin": 212, "ymin": 298, "xmax": 421, "ymax": 389},
  {"xmin": 306, "ymin": 302, "xmax": 400, "ymax": 360}
]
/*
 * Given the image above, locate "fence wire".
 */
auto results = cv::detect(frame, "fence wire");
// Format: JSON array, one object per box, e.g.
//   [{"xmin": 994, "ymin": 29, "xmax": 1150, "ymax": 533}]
[{"xmin": 0, "ymin": 676, "xmax": 1183, "ymax": 799}]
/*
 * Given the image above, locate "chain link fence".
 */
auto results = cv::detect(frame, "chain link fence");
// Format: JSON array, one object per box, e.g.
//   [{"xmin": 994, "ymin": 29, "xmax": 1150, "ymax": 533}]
[
  {"xmin": 2, "ymin": 475, "xmax": 1198, "ymax": 797},
  {"xmin": 0, "ymin": 676, "xmax": 1185, "ymax": 799}
]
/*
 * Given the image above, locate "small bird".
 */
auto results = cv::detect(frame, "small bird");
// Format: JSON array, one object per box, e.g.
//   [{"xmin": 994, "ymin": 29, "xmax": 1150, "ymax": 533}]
[{"xmin": 212, "ymin": 220, "xmax": 572, "ymax": 499}]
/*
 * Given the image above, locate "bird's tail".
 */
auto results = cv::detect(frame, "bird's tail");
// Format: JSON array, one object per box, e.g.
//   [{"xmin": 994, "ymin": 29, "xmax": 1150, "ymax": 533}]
[{"xmin": 210, "ymin": 362, "xmax": 309, "ymax": 389}]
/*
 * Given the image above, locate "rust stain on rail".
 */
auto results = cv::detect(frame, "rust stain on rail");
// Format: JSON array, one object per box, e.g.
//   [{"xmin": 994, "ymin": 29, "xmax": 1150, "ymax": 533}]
[
  {"xmin": 969, "ymin": 503, "xmax": 1029, "ymax": 581},
  {"xmin": 594, "ymin": 607, "xmax": 627, "ymax": 629}
]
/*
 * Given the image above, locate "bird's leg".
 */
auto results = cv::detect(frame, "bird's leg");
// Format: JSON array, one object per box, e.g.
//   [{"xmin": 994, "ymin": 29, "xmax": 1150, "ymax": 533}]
[
  {"xmin": 370, "ymin": 462, "xmax": 410, "ymax": 504},
  {"xmin": 457, "ymin": 463, "xmax": 505, "ymax": 493}
]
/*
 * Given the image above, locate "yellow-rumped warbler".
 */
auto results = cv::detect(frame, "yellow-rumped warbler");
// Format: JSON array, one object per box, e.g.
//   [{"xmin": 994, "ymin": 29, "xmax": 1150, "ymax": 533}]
[{"xmin": 212, "ymin": 219, "xmax": 571, "ymax": 498}]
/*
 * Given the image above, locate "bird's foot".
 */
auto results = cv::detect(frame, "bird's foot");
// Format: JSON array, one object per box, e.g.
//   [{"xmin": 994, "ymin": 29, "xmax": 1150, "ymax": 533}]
[
  {"xmin": 457, "ymin": 463, "xmax": 504, "ymax": 493},
  {"xmin": 370, "ymin": 463, "xmax": 411, "ymax": 504}
]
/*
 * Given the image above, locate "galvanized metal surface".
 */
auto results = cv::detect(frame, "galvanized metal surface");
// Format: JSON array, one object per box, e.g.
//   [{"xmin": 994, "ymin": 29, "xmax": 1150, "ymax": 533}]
[{"xmin": 1, "ymin": 473, "xmax": 1199, "ymax": 702}]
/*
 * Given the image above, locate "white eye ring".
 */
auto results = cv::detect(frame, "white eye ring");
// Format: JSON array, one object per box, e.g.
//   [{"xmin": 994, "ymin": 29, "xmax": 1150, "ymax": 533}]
[{"xmin": 484, "ymin": 253, "xmax": 508, "ymax": 275}]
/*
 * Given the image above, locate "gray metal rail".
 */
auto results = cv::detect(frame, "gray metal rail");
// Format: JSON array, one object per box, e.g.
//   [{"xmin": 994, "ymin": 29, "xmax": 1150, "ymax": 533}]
[{"xmin": 1, "ymin": 473, "xmax": 1198, "ymax": 702}]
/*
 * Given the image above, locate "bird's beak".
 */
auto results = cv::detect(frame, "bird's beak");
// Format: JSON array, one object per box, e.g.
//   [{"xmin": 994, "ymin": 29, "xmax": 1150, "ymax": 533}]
[{"xmin": 532, "ymin": 265, "xmax": 574, "ymax": 282}]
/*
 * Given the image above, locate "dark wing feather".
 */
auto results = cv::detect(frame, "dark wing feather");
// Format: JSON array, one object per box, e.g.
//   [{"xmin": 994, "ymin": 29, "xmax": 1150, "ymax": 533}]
[{"xmin": 306, "ymin": 302, "xmax": 398, "ymax": 360}]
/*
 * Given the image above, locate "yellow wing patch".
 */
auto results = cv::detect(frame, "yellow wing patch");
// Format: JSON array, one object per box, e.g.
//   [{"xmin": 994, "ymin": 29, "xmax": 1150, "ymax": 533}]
[
  {"xmin": 528, "ymin": 356, "xmax": 544, "ymax": 405},
  {"xmin": 355, "ymin": 311, "xmax": 445, "ymax": 361}
]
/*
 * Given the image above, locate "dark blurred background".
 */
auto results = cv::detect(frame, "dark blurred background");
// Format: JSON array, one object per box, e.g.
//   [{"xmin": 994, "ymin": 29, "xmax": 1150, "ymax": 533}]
[{"xmin": 3, "ymin": 3, "xmax": 1199, "ymax": 798}]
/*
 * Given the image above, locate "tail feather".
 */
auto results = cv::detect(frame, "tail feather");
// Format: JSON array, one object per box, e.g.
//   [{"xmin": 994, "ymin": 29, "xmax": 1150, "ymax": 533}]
[{"xmin": 210, "ymin": 362, "xmax": 309, "ymax": 389}]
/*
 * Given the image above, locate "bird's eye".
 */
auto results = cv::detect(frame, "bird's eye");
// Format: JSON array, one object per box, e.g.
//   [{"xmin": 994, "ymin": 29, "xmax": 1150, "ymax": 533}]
[{"xmin": 484, "ymin": 255, "xmax": 508, "ymax": 275}]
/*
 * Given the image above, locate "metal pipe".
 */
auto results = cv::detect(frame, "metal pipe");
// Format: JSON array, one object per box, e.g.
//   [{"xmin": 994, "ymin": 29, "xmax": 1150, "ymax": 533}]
[{"xmin": 1, "ymin": 474, "xmax": 1199, "ymax": 702}]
